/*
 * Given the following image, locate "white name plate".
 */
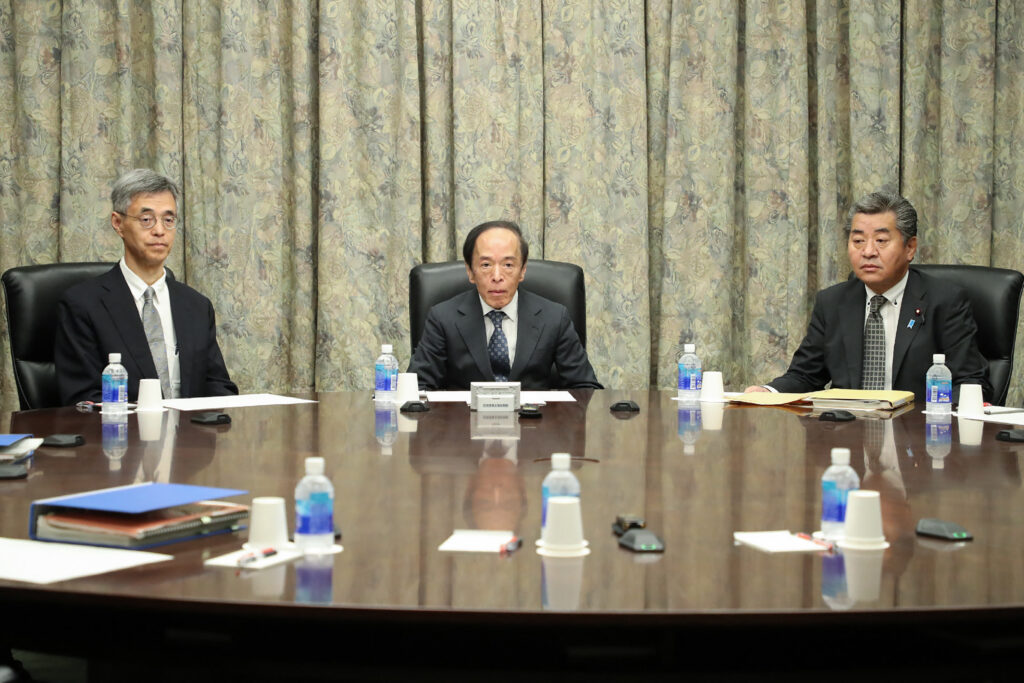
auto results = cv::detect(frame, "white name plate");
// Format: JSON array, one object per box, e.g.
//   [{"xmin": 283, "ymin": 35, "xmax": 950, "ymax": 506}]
[{"xmin": 470, "ymin": 382, "xmax": 521, "ymax": 411}]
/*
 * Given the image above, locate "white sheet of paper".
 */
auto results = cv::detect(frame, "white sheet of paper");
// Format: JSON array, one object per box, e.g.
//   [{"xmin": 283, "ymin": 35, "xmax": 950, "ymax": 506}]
[
  {"xmin": 204, "ymin": 547, "xmax": 303, "ymax": 569},
  {"xmin": 438, "ymin": 529, "xmax": 515, "ymax": 553},
  {"xmin": 425, "ymin": 391, "xmax": 576, "ymax": 404},
  {"xmin": 955, "ymin": 408, "xmax": 1024, "ymax": 427},
  {"xmin": 0, "ymin": 438, "xmax": 44, "ymax": 461},
  {"xmin": 0, "ymin": 537, "xmax": 171, "ymax": 584},
  {"xmin": 162, "ymin": 393, "xmax": 317, "ymax": 412},
  {"xmin": 733, "ymin": 530, "xmax": 828, "ymax": 553}
]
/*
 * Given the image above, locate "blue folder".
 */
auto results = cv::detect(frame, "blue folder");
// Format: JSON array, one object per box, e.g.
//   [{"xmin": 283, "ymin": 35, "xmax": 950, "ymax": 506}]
[{"xmin": 0, "ymin": 434, "xmax": 32, "ymax": 448}]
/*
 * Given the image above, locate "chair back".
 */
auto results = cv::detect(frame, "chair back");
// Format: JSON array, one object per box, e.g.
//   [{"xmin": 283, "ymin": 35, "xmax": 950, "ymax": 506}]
[
  {"xmin": 2, "ymin": 263, "xmax": 114, "ymax": 409},
  {"xmin": 913, "ymin": 264, "xmax": 1024, "ymax": 405},
  {"xmin": 409, "ymin": 259, "xmax": 587, "ymax": 354}
]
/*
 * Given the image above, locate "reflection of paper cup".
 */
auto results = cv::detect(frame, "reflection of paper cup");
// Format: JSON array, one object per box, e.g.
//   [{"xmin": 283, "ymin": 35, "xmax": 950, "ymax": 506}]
[
  {"xmin": 700, "ymin": 371, "xmax": 725, "ymax": 402},
  {"xmin": 397, "ymin": 373, "xmax": 420, "ymax": 405},
  {"xmin": 700, "ymin": 401, "xmax": 725, "ymax": 430},
  {"xmin": 958, "ymin": 417, "xmax": 983, "ymax": 447},
  {"xmin": 838, "ymin": 491, "xmax": 889, "ymax": 550},
  {"xmin": 136, "ymin": 378, "xmax": 164, "ymax": 411},
  {"xmin": 957, "ymin": 383, "xmax": 984, "ymax": 416},
  {"xmin": 137, "ymin": 410, "xmax": 165, "ymax": 442},
  {"xmin": 541, "ymin": 555, "xmax": 585, "ymax": 610},
  {"xmin": 396, "ymin": 413, "xmax": 418, "ymax": 433},
  {"xmin": 250, "ymin": 564, "xmax": 287, "ymax": 598},
  {"xmin": 842, "ymin": 547, "xmax": 885, "ymax": 603},
  {"xmin": 247, "ymin": 496, "xmax": 289, "ymax": 549},
  {"xmin": 538, "ymin": 497, "xmax": 589, "ymax": 557}
]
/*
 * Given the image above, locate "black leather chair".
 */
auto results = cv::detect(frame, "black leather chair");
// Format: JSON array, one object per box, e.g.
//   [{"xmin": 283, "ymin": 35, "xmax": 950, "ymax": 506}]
[
  {"xmin": 409, "ymin": 259, "xmax": 587, "ymax": 354},
  {"xmin": 913, "ymin": 264, "xmax": 1024, "ymax": 405},
  {"xmin": 2, "ymin": 262, "xmax": 114, "ymax": 409}
]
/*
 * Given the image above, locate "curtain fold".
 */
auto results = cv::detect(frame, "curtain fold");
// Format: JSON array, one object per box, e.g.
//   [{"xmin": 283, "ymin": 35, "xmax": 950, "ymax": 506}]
[{"xmin": 2, "ymin": 0, "xmax": 1022, "ymax": 412}]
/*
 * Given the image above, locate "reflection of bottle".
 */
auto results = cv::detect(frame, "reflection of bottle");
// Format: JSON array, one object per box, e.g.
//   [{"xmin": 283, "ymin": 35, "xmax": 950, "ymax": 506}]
[
  {"xmin": 926, "ymin": 412, "xmax": 952, "ymax": 469},
  {"xmin": 102, "ymin": 411, "xmax": 128, "ymax": 470},
  {"xmin": 677, "ymin": 402, "xmax": 702, "ymax": 455},
  {"xmin": 295, "ymin": 554, "xmax": 334, "ymax": 604},
  {"xmin": 821, "ymin": 551, "xmax": 853, "ymax": 611},
  {"xmin": 374, "ymin": 404, "xmax": 398, "ymax": 455}
]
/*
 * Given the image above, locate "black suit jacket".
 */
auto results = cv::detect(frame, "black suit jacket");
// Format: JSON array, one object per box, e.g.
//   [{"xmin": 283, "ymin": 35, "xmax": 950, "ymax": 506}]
[
  {"xmin": 768, "ymin": 268, "xmax": 991, "ymax": 403},
  {"xmin": 408, "ymin": 289, "xmax": 602, "ymax": 390},
  {"xmin": 55, "ymin": 265, "xmax": 238, "ymax": 404}
]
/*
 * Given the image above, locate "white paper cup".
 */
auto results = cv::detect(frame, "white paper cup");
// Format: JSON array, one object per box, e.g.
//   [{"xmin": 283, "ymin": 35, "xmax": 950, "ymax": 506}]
[
  {"xmin": 136, "ymin": 410, "xmax": 165, "ymax": 442},
  {"xmin": 246, "ymin": 496, "xmax": 289, "ymax": 549},
  {"xmin": 958, "ymin": 416, "xmax": 984, "ymax": 447},
  {"xmin": 541, "ymin": 555, "xmax": 585, "ymax": 610},
  {"xmin": 700, "ymin": 371, "xmax": 725, "ymax": 402},
  {"xmin": 957, "ymin": 383, "xmax": 984, "ymax": 416},
  {"xmin": 396, "ymin": 372, "xmax": 420, "ymax": 405},
  {"xmin": 838, "ymin": 490, "xmax": 889, "ymax": 550},
  {"xmin": 700, "ymin": 401, "xmax": 725, "ymax": 430},
  {"xmin": 136, "ymin": 378, "xmax": 165, "ymax": 411},
  {"xmin": 538, "ymin": 497, "xmax": 590, "ymax": 557},
  {"xmin": 841, "ymin": 547, "xmax": 885, "ymax": 603}
]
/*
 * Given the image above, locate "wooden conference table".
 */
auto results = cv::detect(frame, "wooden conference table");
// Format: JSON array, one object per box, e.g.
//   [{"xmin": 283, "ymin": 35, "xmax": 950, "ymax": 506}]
[{"xmin": 2, "ymin": 390, "xmax": 1024, "ymax": 677}]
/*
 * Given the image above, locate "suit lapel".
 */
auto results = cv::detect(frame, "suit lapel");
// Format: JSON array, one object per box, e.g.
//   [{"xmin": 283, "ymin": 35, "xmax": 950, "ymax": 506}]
[
  {"xmin": 98, "ymin": 267, "xmax": 158, "ymax": 377},
  {"xmin": 167, "ymin": 278, "xmax": 191, "ymax": 397},
  {"xmin": 510, "ymin": 291, "xmax": 543, "ymax": 379},
  {"xmin": 841, "ymin": 280, "xmax": 867, "ymax": 386},
  {"xmin": 892, "ymin": 270, "xmax": 926, "ymax": 383},
  {"xmin": 454, "ymin": 292, "xmax": 493, "ymax": 380}
]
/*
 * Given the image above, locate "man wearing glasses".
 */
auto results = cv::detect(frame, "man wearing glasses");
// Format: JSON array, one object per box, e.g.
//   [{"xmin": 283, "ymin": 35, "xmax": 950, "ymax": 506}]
[{"xmin": 54, "ymin": 168, "xmax": 237, "ymax": 404}]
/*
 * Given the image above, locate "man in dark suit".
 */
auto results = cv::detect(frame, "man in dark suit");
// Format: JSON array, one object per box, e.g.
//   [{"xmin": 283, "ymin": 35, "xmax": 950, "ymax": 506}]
[
  {"xmin": 408, "ymin": 220, "xmax": 602, "ymax": 390},
  {"xmin": 55, "ymin": 169, "xmax": 237, "ymax": 404},
  {"xmin": 746, "ymin": 191, "xmax": 990, "ymax": 403}
]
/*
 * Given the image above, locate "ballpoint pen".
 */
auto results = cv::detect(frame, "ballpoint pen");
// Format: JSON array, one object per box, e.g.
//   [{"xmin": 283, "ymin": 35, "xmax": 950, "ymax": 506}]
[
  {"xmin": 236, "ymin": 548, "xmax": 278, "ymax": 567},
  {"xmin": 984, "ymin": 407, "xmax": 1024, "ymax": 415},
  {"xmin": 795, "ymin": 533, "xmax": 834, "ymax": 551}
]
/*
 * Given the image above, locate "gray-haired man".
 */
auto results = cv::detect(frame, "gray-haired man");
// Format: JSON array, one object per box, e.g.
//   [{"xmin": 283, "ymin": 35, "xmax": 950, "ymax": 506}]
[{"xmin": 55, "ymin": 169, "xmax": 237, "ymax": 404}]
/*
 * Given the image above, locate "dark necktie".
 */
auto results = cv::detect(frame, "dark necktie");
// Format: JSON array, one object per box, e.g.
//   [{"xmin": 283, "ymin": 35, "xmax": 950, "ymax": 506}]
[
  {"xmin": 486, "ymin": 309, "xmax": 510, "ymax": 382},
  {"xmin": 143, "ymin": 287, "xmax": 173, "ymax": 399},
  {"xmin": 861, "ymin": 294, "xmax": 886, "ymax": 391}
]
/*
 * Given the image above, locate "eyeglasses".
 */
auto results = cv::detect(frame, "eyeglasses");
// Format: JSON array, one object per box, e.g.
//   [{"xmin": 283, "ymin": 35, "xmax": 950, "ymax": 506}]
[{"xmin": 116, "ymin": 211, "xmax": 179, "ymax": 231}]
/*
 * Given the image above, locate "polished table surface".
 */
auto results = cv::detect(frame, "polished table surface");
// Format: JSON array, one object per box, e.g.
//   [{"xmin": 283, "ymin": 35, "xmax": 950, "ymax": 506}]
[{"xmin": 3, "ymin": 390, "xmax": 1024, "ymax": 674}]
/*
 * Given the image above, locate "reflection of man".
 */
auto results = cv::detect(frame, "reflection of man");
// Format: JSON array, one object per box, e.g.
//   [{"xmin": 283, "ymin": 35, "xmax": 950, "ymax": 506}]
[
  {"xmin": 464, "ymin": 440, "xmax": 526, "ymax": 531},
  {"xmin": 409, "ymin": 221, "xmax": 602, "ymax": 390},
  {"xmin": 746, "ymin": 192, "xmax": 990, "ymax": 403},
  {"xmin": 55, "ymin": 169, "xmax": 237, "ymax": 404}
]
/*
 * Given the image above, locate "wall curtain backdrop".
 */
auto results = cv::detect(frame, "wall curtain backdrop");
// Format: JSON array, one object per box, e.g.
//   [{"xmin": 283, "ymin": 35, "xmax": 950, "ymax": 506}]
[{"xmin": 2, "ymin": 1, "xmax": 1022, "ymax": 412}]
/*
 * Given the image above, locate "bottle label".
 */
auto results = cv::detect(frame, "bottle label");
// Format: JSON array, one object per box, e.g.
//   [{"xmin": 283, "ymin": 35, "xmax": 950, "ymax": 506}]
[
  {"xmin": 374, "ymin": 363, "xmax": 396, "ymax": 392},
  {"xmin": 927, "ymin": 379, "xmax": 952, "ymax": 404},
  {"xmin": 821, "ymin": 480, "xmax": 847, "ymax": 523},
  {"xmin": 679, "ymin": 369, "xmax": 702, "ymax": 392},
  {"xmin": 296, "ymin": 491, "xmax": 334, "ymax": 535},
  {"xmin": 102, "ymin": 375, "xmax": 127, "ymax": 404}
]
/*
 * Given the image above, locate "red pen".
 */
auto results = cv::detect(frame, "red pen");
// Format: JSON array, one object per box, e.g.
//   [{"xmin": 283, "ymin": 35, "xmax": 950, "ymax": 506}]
[
  {"xmin": 237, "ymin": 547, "xmax": 278, "ymax": 567},
  {"xmin": 796, "ymin": 533, "xmax": 834, "ymax": 551}
]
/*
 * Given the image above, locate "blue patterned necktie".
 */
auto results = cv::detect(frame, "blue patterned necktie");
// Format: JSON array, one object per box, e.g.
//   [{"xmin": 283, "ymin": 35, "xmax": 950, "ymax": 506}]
[
  {"xmin": 142, "ymin": 287, "xmax": 173, "ymax": 399},
  {"xmin": 861, "ymin": 294, "xmax": 886, "ymax": 391},
  {"xmin": 486, "ymin": 309, "xmax": 510, "ymax": 382}
]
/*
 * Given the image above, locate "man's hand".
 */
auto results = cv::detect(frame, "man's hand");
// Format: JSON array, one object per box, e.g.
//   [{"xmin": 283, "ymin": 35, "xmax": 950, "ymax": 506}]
[{"xmin": 744, "ymin": 385, "xmax": 769, "ymax": 393}]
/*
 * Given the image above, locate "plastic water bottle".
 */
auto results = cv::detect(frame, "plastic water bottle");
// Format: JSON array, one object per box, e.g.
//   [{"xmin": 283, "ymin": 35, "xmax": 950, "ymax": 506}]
[
  {"xmin": 541, "ymin": 453, "xmax": 580, "ymax": 531},
  {"xmin": 374, "ymin": 344, "xmax": 399, "ymax": 403},
  {"xmin": 295, "ymin": 456, "xmax": 335, "ymax": 553},
  {"xmin": 677, "ymin": 343, "xmax": 702, "ymax": 401},
  {"xmin": 821, "ymin": 447, "xmax": 860, "ymax": 540},
  {"xmin": 926, "ymin": 353, "xmax": 952, "ymax": 415},
  {"xmin": 101, "ymin": 352, "xmax": 128, "ymax": 414}
]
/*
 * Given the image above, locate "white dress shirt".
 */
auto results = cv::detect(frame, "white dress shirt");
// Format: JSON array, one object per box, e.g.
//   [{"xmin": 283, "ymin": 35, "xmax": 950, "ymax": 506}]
[
  {"xmin": 480, "ymin": 291, "xmax": 520, "ymax": 368},
  {"xmin": 119, "ymin": 258, "xmax": 181, "ymax": 397},
  {"xmin": 861, "ymin": 270, "xmax": 909, "ymax": 391}
]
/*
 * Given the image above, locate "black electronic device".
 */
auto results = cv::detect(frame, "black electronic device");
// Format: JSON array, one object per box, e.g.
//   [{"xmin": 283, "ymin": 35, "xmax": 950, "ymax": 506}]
[
  {"xmin": 915, "ymin": 518, "xmax": 973, "ymax": 542},
  {"xmin": 41, "ymin": 433, "xmax": 85, "ymax": 448},
  {"xmin": 610, "ymin": 400, "xmax": 640, "ymax": 413},
  {"xmin": 191, "ymin": 412, "xmax": 231, "ymax": 425},
  {"xmin": 518, "ymin": 404, "xmax": 542, "ymax": 418},
  {"xmin": 612, "ymin": 514, "xmax": 646, "ymax": 536},
  {"xmin": 0, "ymin": 463, "xmax": 29, "ymax": 480},
  {"xmin": 819, "ymin": 410, "xmax": 856, "ymax": 422},
  {"xmin": 401, "ymin": 401, "xmax": 429, "ymax": 413},
  {"xmin": 996, "ymin": 429, "xmax": 1024, "ymax": 443},
  {"xmin": 618, "ymin": 528, "xmax": 664, "ymax": 553}
]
